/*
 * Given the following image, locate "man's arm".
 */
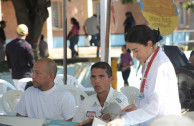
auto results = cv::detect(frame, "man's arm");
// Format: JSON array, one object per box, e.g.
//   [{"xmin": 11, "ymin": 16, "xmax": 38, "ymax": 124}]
[
  {"xmin": 25, "ymin": 44, "xmax": 35, "ymax": 68},
  {"xmin": 83, "ymin": 26, "xmax": 88, "ymax": 36},
  {"xmin": 97, "ymin": 25, "xmax": 100, "ymax": 31},
  {"xmin": 16, "ymin": 113, "xmax": 27, "ymax": 117},
  {"xmin": 74, "ymin": 116, "xmax": 94, "ymax": 126},
  {"xmin": 66, "ymin": 118, "xmax": 73, "ymax": 122}
]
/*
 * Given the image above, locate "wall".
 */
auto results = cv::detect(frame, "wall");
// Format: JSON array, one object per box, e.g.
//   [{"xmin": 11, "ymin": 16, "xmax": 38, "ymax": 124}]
[{"xmin": 1, "ymin": 0, "xmax": 192, "ymax": 40}]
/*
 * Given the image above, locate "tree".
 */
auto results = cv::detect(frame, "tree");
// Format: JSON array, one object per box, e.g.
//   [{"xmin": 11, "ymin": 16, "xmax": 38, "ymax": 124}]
[
  {"xmin": 11, "ymin": 0, "xmax": 50, "ymax": 60},
  {"xmin": 183, "ymin": 0, "xmax": 194, "ymax": 12}
]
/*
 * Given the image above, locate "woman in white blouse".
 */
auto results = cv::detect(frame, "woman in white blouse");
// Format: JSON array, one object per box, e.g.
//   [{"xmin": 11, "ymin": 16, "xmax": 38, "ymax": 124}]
[{"xmin": 107, "ymin": 25, "xmax": 181, "ymax": 126}]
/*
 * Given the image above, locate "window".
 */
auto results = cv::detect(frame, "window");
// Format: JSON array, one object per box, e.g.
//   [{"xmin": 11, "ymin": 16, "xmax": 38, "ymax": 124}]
[
  {"xmin": 179, "ymin": 2, "xmax": 187, "ymax": 27},
  {"xmin": 51, "ymin": 2, "xmax": 62, "ymax": 28}
]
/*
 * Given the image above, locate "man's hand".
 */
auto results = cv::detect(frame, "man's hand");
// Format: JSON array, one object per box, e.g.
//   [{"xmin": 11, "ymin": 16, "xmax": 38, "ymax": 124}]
[
  {"xmin": 74, "ymin": 116, "xmax": 94, "ymax": 126},
  {"xmin": 106, "ymin": 118, "xmax": 124, "ymax": 126},
  {"xmin": 122, "ymin": 104, "xmax": 137, "ymax": 112}
]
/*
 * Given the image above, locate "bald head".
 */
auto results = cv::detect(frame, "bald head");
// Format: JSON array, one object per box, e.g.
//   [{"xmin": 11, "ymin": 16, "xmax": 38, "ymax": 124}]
[{"xmin": 36, "ymin": 58, "xmax": 57, "ymax": 78}]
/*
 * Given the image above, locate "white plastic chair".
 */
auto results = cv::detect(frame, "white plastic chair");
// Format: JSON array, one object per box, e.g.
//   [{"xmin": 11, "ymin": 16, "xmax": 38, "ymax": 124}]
[
  {"xmin": 60, "ymin": 85, "xmax": 88, "ymax": 107},
  {"xmin": 54, "ymin": 74, "xmax": 94, "ymax": 92},
  {"xmin": 0, "ymin": 79, "xmax": 16, "ymax": 114},
  {"xmin": 0, "ymin": 79, "xmax": 16, "ymax": 93},
  {"xmin": 120, "ymin": 86, "xmax": 139, "ymax": 105},
  {"xmin": 17, "ymin": 78, "xmax": 32, "ymax": 91},
  {"xmin": 2, "ymin": 90, "xmax": 23, "ymax": 115},
  {"xmin": 61, "ymin": 84, "xmax": 88, "ymax": 122}
]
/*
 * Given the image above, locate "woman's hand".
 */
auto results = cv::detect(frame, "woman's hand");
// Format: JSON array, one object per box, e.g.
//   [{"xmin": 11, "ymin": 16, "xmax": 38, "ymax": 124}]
[
  {"xmin": 106, "ymin": 118, "xmax": 124, "ymax": 126},
  {"xmin": 121, "ymin": 66, "xmax": 128, "ymax": 72},
  {"xmin": 122, "ymin": 104, "xmax": 137, "ymax": 112}
]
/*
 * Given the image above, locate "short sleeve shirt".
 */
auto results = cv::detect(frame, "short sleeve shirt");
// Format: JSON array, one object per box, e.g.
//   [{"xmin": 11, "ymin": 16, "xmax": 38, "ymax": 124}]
[
  {"xmin": 75, "ymin": 87, "xmax": 128, "ymax": 123},
  {"xmin": 16, "ymin": 85, "xmax": 76, "ymax": 121}
]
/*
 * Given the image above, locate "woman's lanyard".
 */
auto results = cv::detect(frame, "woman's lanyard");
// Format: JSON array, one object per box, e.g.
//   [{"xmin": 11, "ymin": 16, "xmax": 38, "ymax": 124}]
[{"xmin": 138, "ymin": 47, "xmax": 160, "ymax": 100}]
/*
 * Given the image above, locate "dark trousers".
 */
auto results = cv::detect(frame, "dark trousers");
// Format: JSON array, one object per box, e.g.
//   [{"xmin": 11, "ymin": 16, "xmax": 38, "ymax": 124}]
[
  {"xmin": 70, "ymin": 36, "xmax": 79, "ymax": 58},
  {"xmin": 122, "ymin": 69, "xmax": 131, "ymax": 84},
  {"xmin": 90, "ymin": 34, "xmax": 100, "ymax": 57}
]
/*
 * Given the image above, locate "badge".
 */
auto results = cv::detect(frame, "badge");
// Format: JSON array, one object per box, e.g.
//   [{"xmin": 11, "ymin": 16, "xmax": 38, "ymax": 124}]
[
  {"xmin": 86, "ymin": 111, "xmax": 96, "ymax": 117},
  {"xmin": 138, "ymin": 93, "xmax": 144, "ymax": 100}
]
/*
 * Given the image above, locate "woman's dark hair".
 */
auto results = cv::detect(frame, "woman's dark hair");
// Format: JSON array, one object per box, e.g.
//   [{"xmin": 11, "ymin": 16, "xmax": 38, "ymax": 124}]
[
  {"xmin": 122, "ymin": 45, "xmax": 131, "ymax": 54},
  {"xmin": 71, "ymin": 18, "xmax": 80, "ymax": 30},
  {"xmin": 126, "ymin": 25, "xmax": 163, "ymax": 46},
  {"xmin": 91, "ymin": 62, "xmax": 112, "ymax": 78},
  {"xmin": 190, "ymin": 50, "xmax": 194, "ymax": 58}
]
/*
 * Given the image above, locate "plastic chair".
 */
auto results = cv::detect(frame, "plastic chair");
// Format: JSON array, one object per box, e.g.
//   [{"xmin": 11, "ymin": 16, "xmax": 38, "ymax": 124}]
[
  {"xmin": 2, "ymin": 90, "xmax": 23, "ymax": 115},
  {"xmin": 54, "ymin": 74, "xmax": 94, "ymax": 92},
  {"xmin": 0, "ymin": 79, "xmax": 16, "ymax": 114},
  {"xmin": 60, "ymin": 85, "xmax": 88, "ymax": 108},
  {"xmin": 0, "ymin": 79, "xmax": 16, "ymax": 93},
  {"xmin": 120, "ymin": 86, "xmax": 139, "ymax": 105},
  {"xmin": 17, "ymin": 78, "xmax": 32, "ymax": 91}
]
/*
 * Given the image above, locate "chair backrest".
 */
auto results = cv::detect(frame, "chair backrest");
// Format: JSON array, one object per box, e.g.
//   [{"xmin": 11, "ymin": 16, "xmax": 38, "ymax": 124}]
[
  {"xmin": 0, "ymin": 79, "xmax": 16, "ymax": 94},
  {"xmin": 54, "ymin": 74, "xmax": 94, "ymax": 92},
  {"xmin": 61, "ymin": 85, "xmax": 88, "ymax": 108},
  {"xmin": 2, "ymin": 90, "xmax": 23, "ymax": 115},
  {"xmin": 17, "ymin": 78, "xmax": 32, "ymax": 91},
  {"xmin": 120, "ymin": 86, "xmax": 139, "ymax": 105}
]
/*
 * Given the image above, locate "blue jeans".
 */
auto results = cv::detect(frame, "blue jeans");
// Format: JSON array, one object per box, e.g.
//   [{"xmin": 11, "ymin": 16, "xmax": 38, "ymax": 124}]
[{"xmin": 69, "ymin": 35, "xmax": 79, "ymax": 58}]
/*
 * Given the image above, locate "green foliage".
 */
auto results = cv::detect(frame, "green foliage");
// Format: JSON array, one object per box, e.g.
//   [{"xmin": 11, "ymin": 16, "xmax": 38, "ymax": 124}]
[
  {"xmin": 122, "ymin": 0, "xmax": 136, "ymax": 4},
  {"xmin": 183, "ymin": 0, "xmax": 194, "ymax": 12}
]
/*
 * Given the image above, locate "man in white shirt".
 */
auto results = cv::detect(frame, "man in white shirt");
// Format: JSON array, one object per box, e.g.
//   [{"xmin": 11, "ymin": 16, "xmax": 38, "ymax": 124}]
[
  {"xmin": 83, "ymin": 14, "xmax": 100, "ymax": 57},
  {"xmin": 16, "ymin": 58, "xmax": 76, "ymax": 121},
  {"xmin": 74, "ymin": 62, "xmax": 128, "ymax": 125}
]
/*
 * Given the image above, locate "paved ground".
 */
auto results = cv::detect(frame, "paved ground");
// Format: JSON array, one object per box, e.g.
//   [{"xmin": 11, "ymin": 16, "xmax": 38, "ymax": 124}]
[{"xmin": 49, "ymin": 46, "xmax": 123, "ymax": 59}]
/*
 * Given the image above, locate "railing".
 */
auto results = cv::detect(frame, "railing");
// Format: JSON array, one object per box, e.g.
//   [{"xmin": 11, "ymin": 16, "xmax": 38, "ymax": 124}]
[
  {"xmin": 160, "ymin": 30, "xmax": 194, "ymax": 48},
  {"xmin": 50, "ymin": 30, "xmax": 194, "ymax": 49}
]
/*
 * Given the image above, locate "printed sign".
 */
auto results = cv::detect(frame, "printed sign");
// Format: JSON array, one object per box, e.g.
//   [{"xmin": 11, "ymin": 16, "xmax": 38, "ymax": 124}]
[{"xmin": 140, "ymin": 0, "xmax": 178, "ymax": 36}]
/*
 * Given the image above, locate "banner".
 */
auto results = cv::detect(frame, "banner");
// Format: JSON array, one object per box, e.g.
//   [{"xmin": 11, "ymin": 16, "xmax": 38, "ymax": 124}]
[{"xmin": 140, "ymin": 0, "xmax": 178, "ymax": 36}]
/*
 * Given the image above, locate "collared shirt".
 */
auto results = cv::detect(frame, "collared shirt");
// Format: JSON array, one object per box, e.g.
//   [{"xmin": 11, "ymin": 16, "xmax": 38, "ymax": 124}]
[
  {"xmin": 75, "ymin": 87, "xmax": 128, "ymax": 123},
  {"xmin": 121, "ymin": 47, "xmax": 181, "ymax": 126}
]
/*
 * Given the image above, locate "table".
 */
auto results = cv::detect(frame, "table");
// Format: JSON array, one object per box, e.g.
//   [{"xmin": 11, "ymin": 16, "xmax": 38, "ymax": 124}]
[{"xmin": 0, "ymin": 115, "xmax": 76, "ymax": 126}]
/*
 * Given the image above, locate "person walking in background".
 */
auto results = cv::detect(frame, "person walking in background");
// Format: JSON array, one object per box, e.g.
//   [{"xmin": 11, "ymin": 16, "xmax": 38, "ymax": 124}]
[
  {"xmin": 84, "ymin": 14, "xmax": 100, "ymax": 57},
  {"xmin": 6, "ymin": 24, "xmax": 35, "ymax": 87},
  {"xmin": 123, "ymin": 12, "xmax": 136, "ymax": 42},
  {"xmin": 39, "ymin": 34, "xmax": 49, "ymax": 58},
  {"xmin": 189, "ymin": 50, "xmax": 194, "ymax": 66},
  {"xmin": 119, "ymin": 45, "xmax": 134, "ymax": 86},
  {"xmin": 67, "ymin": 17, "xmax": 79, "ymax": 58},
  {"xmin": 0, "ymin": 20, "xmax": 6, "ymax": 62}
]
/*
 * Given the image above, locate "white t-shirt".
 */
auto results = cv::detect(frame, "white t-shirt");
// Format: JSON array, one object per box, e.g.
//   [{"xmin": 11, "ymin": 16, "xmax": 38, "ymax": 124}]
[
  {"xmin": 16, "ymin": 84, "xmax": 76, "ymax": 121},
  {"xmin": 75, "ymin": 87, "xmax": 128, "ymax": 123},
  {"xmin": 121, "ymin": 47, "xmax": 181, "ymax": 126},
  {"xmin": 84, "ymin": 16, "xmax": 100, "ymax": 35}
]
